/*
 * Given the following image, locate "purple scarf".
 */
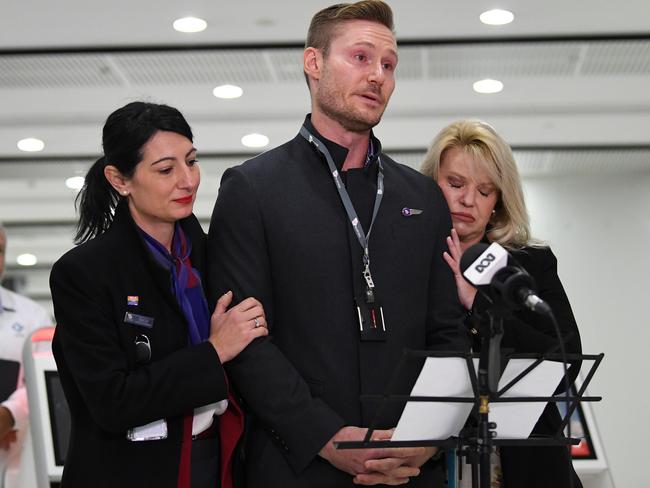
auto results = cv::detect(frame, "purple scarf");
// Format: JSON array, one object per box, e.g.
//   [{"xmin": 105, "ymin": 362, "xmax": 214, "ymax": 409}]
[{"xmin": 140, "ymin": 223, "xmax": 210, "ymax": 346}]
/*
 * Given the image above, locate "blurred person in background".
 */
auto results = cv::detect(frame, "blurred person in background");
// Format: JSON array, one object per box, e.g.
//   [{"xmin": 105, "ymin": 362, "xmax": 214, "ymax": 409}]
[{"xmin": 0, "ymin": 222, "xmax": 51, "ymax": 488}]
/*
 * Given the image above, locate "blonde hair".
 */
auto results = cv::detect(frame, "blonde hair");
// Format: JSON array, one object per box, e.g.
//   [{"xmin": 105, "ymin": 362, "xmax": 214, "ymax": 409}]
[{"xmin": 421, "ymin": 119, "xmax": 532, "ymax": 249}]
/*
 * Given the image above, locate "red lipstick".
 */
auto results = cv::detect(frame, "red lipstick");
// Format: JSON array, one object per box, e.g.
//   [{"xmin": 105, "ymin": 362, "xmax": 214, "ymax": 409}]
[{"xmin": 173, "ymin": 195, "xmax": 193, "ymax": 204}]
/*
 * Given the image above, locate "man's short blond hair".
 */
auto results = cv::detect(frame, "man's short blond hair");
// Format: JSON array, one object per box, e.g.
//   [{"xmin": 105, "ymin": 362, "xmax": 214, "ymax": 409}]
[{"xmin": 304, "ymin": 1, "xmax": 394, "ymax": 87}]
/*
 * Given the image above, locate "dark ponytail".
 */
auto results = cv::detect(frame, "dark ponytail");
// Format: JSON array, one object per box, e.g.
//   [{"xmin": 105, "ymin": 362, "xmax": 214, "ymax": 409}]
[
  {"xmin": 73, "ymin": 101, "xmax": 193, "ymax": 244},
  {"xmin": 73, "ymin": 156, "xmax": 119, "ymax": 244}
]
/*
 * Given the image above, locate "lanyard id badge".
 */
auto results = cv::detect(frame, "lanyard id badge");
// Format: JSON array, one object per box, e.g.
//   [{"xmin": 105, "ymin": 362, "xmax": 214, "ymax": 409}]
[
  {"xmin": 357, "ymin": 258, "xmax": 387, "ymax": 341},
  {"xmin": 355, "ymin": 296, "xmax": 387, "ymax": 341},
  {"xmin": 300, "ymin": 126, "xmax": 388, "ymax": 341}
]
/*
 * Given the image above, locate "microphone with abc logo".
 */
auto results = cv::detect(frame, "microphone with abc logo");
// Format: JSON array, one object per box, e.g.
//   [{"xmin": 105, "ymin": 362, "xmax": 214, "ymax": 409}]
[{"xmin": 460, "ymin": 242, "xmax": 551, "ymax": 315}]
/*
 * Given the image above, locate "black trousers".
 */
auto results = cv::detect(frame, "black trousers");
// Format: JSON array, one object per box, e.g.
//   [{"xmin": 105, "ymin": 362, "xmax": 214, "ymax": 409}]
[{"xmin": 190, "ymin": 427, "xmax": 220, "ymax": 488}]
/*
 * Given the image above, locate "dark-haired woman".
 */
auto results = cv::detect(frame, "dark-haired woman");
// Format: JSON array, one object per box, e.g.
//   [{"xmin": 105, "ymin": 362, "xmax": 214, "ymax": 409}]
[
  {"xmin": 421, "ymin": 120, "xmax": 583, "ymax": 488},
  {"xmin": 50, "ymin": 101, "xmax": 268, "ymax": 488}
]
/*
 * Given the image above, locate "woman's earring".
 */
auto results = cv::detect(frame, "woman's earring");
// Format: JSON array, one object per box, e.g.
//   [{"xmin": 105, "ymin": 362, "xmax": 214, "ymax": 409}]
[{"xmin": 122, "ymin": 190, "xmax": 129, "ymax": 196}]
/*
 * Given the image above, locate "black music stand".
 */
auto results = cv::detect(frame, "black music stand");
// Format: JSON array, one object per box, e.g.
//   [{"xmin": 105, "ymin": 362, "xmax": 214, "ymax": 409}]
[{"xmin": 336, "ymin": 348, "xmax": 603, "ymax": 488}]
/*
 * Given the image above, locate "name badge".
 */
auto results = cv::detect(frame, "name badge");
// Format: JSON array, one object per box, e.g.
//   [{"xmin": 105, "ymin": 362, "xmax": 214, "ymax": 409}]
[
  {"xmin": 355, "ymin": 296, "xmax": 387, "ymax": 342},
  {"xmin": 124, "ymin": 312, "xmax": 154, "ymax": 329},
  {"xmin": 127, "ymin": 419, "xmax": 167, "ymax": 441}
]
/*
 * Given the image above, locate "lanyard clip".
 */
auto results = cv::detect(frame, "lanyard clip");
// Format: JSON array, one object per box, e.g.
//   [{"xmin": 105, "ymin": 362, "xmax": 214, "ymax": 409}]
[
  {"xmin": 363, "ymin": 263, "xmax": 376, "ymax": 304},
  {"xmin": 363, "ymin": 264, "xmax": 375, "ymax": 289}
]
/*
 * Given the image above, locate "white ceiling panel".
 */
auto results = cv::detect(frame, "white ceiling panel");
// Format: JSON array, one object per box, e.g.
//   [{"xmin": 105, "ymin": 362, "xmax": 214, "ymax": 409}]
[{"xmin": 2, "ymin": 1, "xmax": 649, "ymax": 48}]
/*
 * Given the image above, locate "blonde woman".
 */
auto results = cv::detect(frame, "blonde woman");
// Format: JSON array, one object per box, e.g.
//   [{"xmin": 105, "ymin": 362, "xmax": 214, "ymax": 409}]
[{"xmin": 422, "ymin": 120, "xmax": 582, "ymax": 488}]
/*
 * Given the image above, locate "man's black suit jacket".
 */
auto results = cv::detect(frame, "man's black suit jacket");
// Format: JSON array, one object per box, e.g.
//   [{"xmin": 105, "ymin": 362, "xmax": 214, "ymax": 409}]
[
  {"xmin": 208, "ymin": 119, "xmax": 465, "ymax": 488},
  {"xmin": 50, "ymin": 202, "xmax": 228, "ymax": 487}
]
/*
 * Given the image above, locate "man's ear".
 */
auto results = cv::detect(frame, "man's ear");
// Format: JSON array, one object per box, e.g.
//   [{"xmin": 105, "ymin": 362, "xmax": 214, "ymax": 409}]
[
  {"xmin": 104, "ymin": 165, "xmax": 130, "ymax": 195},
  {"xmin": 304, "ymin": 47, "xmax": 322, "ymax": 87}
]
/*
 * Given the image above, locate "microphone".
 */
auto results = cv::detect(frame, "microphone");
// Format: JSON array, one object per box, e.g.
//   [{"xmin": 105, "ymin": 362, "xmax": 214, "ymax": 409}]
[{"xmin": 460, "ymin": 242, "xmax": 550, "ymax": 315}]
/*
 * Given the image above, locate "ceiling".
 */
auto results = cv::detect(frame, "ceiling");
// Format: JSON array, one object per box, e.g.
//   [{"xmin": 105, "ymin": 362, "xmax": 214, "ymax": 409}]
[{"xmin": 1, "ymin": 0, "xmax": 650, "ymax": 305}]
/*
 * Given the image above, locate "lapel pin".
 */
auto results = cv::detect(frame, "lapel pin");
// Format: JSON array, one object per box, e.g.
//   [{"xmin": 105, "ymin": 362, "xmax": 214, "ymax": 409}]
[
  {"xmin": 402, "ymin": 207, "xmax": 423, "ymax": 217},
  {"xmin": 127, "ymin": 296, "xmax": 139, "ymax": 306}
]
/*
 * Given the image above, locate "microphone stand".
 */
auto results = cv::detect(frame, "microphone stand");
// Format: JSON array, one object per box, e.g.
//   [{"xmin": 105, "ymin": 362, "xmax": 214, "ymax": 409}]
[{"xmin": 469, "ymin": 303, "xmax": 506, "ymax": 488}]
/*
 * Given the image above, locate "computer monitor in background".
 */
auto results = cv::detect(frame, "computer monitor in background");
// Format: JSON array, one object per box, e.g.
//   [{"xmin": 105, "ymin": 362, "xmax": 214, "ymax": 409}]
[
  {"xmin": 22, "ymin": 327, "xmax": 68, "ymax": 488},
  {"xmin": 43, "ymin": 371, "xmax": 70, "ymax": 468},
  {"xmin": 0, "ymin": 359, "xmax": 20, "ymax": 402}
]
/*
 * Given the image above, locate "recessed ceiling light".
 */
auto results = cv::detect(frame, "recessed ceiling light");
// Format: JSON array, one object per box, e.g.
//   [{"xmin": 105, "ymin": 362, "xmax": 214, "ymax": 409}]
[
  {"xmin": 17, "ymin": 137, "xmax": 45, "ymax": 152},
  {"xmin": 173, "ymin": 17, "xmax": 207, "ymax": 33},
  {"xmin": 241, "ymin": 133, "xmax": 269, "ymax": 148},
  {"xmin": 66, "ymin": 176, "xmax": 85, "ymax": 191},
  {"xmin": 256, "ymin": 18, "xmax": 276, "ymax": 27},
  {"xmin": 479, "ymin": 9, "xmax": 514, "ymax": 26},
  {"xmin": 473, "ymin": 79, "xmax": 504, "ymax": 94},
  {"xmin": 17, "ymin": 253, "xmax": 38, "ymax": 266},
  {"xmin": 213, "ymin": 84, "xmax": 243, "ymax": 99}
]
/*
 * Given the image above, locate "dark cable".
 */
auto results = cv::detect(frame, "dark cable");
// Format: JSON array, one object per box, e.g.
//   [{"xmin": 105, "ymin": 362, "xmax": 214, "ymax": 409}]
[{"xmin": 538, "ymin": 306, "xmax": 574, "ymax": 488}]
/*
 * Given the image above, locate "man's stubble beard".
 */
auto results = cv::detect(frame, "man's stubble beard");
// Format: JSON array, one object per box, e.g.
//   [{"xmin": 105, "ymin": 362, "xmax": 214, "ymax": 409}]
[{"xmin": 316, "ymin": 75, "xmax": 388, "ymax": 133}]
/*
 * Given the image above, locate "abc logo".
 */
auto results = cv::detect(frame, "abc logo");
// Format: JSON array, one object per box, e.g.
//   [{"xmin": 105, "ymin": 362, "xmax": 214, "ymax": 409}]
[{"xmin": 474, "ymin": 253, "xmax": 496, "ymax": 273}]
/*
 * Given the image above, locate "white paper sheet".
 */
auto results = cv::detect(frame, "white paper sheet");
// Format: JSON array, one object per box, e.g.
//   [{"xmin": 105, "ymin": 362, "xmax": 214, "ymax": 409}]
[
  {"xmin": 392, "ymin": 357, "xmax": 474, "ymax": 441},
  {"xmin": 392, "ymin": 357, "xmax": 565, "ymax": 441},
  {"xmin": 490, "ymin": 359, "xmax": 566, "ymax": 438}
]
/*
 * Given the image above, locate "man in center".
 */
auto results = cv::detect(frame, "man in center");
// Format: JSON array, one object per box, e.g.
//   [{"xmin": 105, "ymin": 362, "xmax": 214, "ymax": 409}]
[{"xmin": 208, "ymin": 1, "xmax": 465, "ymax": 486}]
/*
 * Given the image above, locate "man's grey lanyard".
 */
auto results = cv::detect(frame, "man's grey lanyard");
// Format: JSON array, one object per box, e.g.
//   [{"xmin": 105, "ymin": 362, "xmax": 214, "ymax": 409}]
[{"xmin": 299, "ymin": 126, "xmax": 384, "ymax": 303}]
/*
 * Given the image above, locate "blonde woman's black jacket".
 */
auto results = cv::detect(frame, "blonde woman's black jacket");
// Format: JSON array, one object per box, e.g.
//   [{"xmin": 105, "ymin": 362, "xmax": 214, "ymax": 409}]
[
  {"xmin": 470, "ymin": 245, "xmax": 583, "ymax": 488},
  {"xmin": 50, "ymin": 202, "xmax": 228, "ymax": 487}
]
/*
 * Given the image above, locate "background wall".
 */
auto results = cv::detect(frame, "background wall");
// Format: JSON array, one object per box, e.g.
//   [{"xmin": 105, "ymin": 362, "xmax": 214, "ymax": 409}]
[{"xmin": 525, "ymin": 170, "xmax": 650, "ymax": 488}]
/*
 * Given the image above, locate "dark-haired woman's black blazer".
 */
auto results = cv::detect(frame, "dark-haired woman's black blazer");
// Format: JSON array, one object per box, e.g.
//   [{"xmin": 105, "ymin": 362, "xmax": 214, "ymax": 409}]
[
  {"xmin": 50, "ymin": 202, "xmax": 228, "ymax": 487},
  {"xmin": 470, "ymin": 245, "xmax": 583, "ymax": 488}
]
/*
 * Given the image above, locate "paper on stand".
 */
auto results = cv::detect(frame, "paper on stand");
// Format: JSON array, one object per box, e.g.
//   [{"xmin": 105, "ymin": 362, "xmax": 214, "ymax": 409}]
[
  {"xmin": 489, "ymin": 359, "xmax": 565, "ymax": 438},
  {"xmin": 392, "ymin": 357, "xmax": 565, "ymax": 441},
  {"xmin": 393, "ymin": 357, "xmax": 474, "ymax": 441}
]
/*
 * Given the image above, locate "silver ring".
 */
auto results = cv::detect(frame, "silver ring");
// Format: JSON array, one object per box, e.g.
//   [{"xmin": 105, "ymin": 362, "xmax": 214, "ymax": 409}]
[{"xmin": 253, "ymin": 317, "xmax": 261, "ymax": 328}]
